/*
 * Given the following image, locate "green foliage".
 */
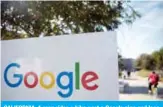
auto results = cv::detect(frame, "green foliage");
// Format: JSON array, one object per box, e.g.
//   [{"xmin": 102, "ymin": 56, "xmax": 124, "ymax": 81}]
[
  {"xmin": 118, "ymin": 54, "xmax": 124, "ymax": 71},
  {"xmin": 135, "ymin": 47, "xmax": 163, "ymax": 72},
  {"xmin": 119, "ymin": 71, "xmax": 122, "ymax": 77},
  {"xmin": 137, "ymin": 69, "xmax": 151, "ymax": 77},
  {"xmin": 1, "ymin": 1, "xmax": 140, "ymax": 40},
  {"xmin": 152, "ymin": 48, "xmax": 163, "ymax": 70}
]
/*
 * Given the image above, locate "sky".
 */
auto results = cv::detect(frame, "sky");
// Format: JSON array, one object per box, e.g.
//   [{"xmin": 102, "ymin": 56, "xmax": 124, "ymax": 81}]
[
  {"xmin": 3, "ymin": 1, "xmax": 163, "ymax": 60},
  {"xmin": 117, "ymin": 1, "xmax": 163, "ymax": 59}
]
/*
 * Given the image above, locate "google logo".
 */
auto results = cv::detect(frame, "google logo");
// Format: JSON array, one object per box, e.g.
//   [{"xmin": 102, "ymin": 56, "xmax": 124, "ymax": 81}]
[{"xmin": 4, "ymin": 62, "xmax": 99, "ymax": 98}]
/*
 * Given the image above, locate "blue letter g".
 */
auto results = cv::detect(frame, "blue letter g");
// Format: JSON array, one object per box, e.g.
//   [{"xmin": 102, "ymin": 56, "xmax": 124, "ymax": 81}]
[{"xmin": 4, "ymin": 63, "xmax": 23, "ymax": 87}]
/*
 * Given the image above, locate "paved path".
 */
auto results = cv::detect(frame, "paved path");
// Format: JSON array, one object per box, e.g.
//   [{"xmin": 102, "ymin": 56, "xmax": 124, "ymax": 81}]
[{"xmin": 119, "ymin": 72, "xmax": 163, "ymax": 100}]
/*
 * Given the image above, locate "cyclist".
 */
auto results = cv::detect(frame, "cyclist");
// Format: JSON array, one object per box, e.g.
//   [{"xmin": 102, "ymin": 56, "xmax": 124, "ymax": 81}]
[{"xmin": 148, "ymin": 71, "xmax": 159, "ymax": 94}]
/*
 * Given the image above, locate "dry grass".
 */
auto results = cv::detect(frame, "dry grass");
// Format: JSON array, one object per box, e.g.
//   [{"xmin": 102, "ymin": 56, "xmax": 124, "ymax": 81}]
[
  {"xmin": 138, "ymin": 69, "xmax": 163, "ymax": 83},
  {"xmin": 137, "ymin": 69, "xmax": 151, "ymax": 77},
  {"xmin": 160, "ymin": 78, "xmax": 163, "ymax": 82}
]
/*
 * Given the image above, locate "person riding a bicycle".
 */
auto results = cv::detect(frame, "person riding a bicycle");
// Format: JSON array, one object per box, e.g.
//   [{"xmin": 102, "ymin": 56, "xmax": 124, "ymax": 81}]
[{"xmin": 148, "ymin": 71, "xmax": 159, "ymax": 94}]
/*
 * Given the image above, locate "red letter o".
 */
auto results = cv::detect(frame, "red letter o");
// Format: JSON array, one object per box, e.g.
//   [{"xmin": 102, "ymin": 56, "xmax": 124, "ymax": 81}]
[{"xmin": 24, "ymin": 72, "xmax": 38, "ymax": 88}]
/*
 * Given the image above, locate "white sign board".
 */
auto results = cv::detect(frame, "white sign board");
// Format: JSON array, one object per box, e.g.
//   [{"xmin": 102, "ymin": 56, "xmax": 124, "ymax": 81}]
[{"xmin": 1, "ymin": 32, "xmax": 118, "ymax": 101}]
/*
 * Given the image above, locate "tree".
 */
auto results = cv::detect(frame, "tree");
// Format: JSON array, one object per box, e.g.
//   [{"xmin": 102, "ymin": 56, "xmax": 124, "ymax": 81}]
[
  {"xmin": 1, "ymin": 1, "xmax": 140, "ymax": 40},
  {"xmin": 136, "ymin": 47, "xmax": 163, "ymax": 71},
  {"xmin": 152, "ymin": 48, "xmax": 163, "ymax": 71},
  {"xmin": 118, "ymin": 54, "xmax": 124, "ymax": 71},
  {"xmin": 152, "ymin": 51, "xmax": 160, "ymax": 70},
  {"xmin": 135, "ymin": 54, "xmax": 154, "ymax": 70},
  {"xmin": 159, "ymin": 48, "xmax": 163, "ymax": 71},
  {"xmin": 135, "ymin": 56, "xmax": 142, "ymax": 69}
]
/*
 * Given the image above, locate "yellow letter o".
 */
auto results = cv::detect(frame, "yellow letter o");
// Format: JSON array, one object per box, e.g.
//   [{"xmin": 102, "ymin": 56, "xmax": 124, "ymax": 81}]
[{"xmin": 40, "ymin": 72, "xmax": 55, "ymax": 89}]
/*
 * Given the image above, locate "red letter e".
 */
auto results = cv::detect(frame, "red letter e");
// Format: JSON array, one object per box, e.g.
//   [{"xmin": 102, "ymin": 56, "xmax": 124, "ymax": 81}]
[{"xmin": 82, "ymin": 71, "xmax": 99, "ymax": 90}]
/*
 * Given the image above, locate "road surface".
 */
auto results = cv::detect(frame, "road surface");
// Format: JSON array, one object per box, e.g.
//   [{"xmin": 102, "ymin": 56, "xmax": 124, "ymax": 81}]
[{"xmin": 119, "ymin": 72, "xmax": 163, "ymax": 100}]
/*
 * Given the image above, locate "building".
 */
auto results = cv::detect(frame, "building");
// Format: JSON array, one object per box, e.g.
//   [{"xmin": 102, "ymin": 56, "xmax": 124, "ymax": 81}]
[{"xmin": 122, "ymin": 58, "xmax": 135, "ymax": 72}]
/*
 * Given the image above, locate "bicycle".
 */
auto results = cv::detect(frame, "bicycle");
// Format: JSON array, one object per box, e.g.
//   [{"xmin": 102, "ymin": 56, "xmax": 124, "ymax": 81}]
[{"xmin": 149, "ymin": 85, "xmax": 158, "ymax": 97}]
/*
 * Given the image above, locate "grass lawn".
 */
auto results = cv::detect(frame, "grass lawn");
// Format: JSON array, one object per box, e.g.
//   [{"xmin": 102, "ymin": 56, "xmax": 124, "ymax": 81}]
[
  {"xmin": 137, "ymin": 69, "xmax": 151, "ymax": 77},
  {"xmin": 138, "ymin": 69, "xmax": 163, "ymax": 83},
  {"xmin": 160, "ymin": 78, "xmax": 163, "ymax": 82}
]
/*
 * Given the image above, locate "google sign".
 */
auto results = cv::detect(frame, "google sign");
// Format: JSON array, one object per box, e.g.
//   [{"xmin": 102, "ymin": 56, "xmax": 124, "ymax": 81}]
[
  {"xmin": 1, "ymin": 32, "xmax": 118, "ymax": 100},
  {"xmin": 4, "ymin": 62, "xmax": 99, "ymax": 98}
]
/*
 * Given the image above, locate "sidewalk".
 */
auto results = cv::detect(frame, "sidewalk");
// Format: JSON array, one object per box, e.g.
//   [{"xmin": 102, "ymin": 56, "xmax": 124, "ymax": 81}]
[{"xmin": 119, "ymin": 72, "xmax": 163, "ymax": 100}]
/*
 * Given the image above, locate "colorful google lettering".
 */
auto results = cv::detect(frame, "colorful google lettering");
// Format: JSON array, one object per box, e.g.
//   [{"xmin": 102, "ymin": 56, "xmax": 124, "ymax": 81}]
[{"xmin": 4, "ymin": 62, "xmax": 99, "ymax": 98}]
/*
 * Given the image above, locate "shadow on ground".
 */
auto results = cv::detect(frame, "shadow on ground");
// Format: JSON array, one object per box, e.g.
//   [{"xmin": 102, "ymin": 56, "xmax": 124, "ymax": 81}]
[
  {"xmin": 127, "ymin": 86, "xmax": 163, "ymax": 94},
  {"xmin": 123, "ymin": 85, "xmax": 163, "ymax": 99}
]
